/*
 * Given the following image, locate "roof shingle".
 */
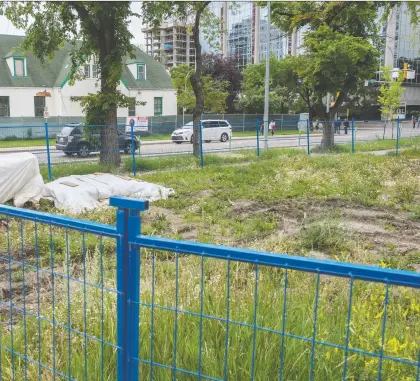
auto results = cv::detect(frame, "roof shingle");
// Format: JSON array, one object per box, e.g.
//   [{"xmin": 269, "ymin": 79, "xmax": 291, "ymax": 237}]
[{"xmin": 0, "ymin": 35, "xmax": 173, "ymax": 90}]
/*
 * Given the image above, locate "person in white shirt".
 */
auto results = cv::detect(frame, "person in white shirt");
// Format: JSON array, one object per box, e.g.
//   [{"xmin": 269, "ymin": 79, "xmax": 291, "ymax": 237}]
[{"xmin": 269, "ymin": 119, "xmax": 276, "ymax": 136}]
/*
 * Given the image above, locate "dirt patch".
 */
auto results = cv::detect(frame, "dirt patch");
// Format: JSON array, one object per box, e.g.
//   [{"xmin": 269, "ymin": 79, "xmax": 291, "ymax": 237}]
[
  {"xmin": 0, "ymin": 257, "xmax": 53, "ymax": 324},
  {"xmin": 229, "ymin": 198, "xmax": 420, "ymax": 256},
  {"xmin": 144, "ymin": 205, "xmax": 198, "ymax": 240}
]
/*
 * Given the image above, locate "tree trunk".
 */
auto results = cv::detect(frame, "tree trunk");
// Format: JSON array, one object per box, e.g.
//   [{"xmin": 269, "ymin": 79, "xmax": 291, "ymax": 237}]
[
  {"xmin": 190, "ymin": 4, "xmax": 209, "ymax": 157},
  {"xmin": 99, "ymin": 16, "xmax": 120, "ymax": 166}
]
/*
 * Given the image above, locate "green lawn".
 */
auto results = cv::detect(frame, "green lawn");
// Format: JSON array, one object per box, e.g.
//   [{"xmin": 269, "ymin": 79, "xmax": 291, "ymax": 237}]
[
  {"xmin": 0, "ymin": 138, "xmax": 55, "ymax": 148},
  {"xmin": 3, "ymin": 150, "xmax": 420, "ymax": 380},
  {"xmin": 312, "ymin": 136, "xmax": 420, "ymax": 154}
]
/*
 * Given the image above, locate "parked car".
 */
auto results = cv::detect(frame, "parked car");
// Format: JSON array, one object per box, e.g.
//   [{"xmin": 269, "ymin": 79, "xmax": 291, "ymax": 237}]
[
  {"xmin": 55, "ymin": 124, "xmax": 139, "ymax": 157},
  {"xmin": 171, "ymin": 120, "xmax": 232, "ymax": 144}
]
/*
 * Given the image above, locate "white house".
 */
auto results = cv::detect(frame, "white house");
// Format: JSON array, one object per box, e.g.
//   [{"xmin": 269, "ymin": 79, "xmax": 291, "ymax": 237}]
[{"xmin": 0, "ymin": 34, "xmax": 177, "ymax": 119}]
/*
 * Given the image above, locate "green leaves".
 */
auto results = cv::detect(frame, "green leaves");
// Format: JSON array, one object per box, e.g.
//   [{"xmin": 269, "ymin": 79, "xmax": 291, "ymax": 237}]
[
  {"xmin": 378, "ymin": 66, "xmax": 406, "ymax": 119},
  {"xmin": 170, "ymin": 64, "xmax": 229, "ymax": 113}
]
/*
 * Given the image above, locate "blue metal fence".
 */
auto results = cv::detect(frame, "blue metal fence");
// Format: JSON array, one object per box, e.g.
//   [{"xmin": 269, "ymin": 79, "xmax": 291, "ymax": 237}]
[
  {"xmin": 1, "ymin": 117, "xmax": 419, "ymax": 180},
  {"xmin": 0, "ymin": 196, "xmax": 419, "ymax": 380}
]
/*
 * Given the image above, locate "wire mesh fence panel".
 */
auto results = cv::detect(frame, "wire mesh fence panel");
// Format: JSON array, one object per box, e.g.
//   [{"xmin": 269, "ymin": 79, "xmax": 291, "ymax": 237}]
[
  {"xmin": 0, "ymin": 197, "xmax": 419, "ymax": 380},
  {"xmin": 0, "ymin": 205, "xmax": 120, "ymax": 381},
  {"xmin": 131, "ymin": 199, "xmax": 420, "ymax": 381}
]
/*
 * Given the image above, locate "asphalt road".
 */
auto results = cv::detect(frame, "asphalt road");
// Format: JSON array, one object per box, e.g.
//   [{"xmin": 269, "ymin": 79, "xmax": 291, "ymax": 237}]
[{"xmin": 2, "ymin": 125, "xmax": 420, "ymax": 165}]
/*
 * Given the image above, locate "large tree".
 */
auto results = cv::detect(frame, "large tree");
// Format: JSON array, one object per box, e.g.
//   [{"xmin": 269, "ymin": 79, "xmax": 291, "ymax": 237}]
[
  {"xmin": 269, "ymin": 1, "xmax": 382, "ymax": 146},
  {"xmin": 1, "ymin": 2, "xmax": 138, "ymax": 166},
  {"xmin": 202, "ymin": 54, "xmax": 242, "ymax": 113},
  {"xmin": 142, "ymin": 1, "xmax": 220, "ymax": 156}
]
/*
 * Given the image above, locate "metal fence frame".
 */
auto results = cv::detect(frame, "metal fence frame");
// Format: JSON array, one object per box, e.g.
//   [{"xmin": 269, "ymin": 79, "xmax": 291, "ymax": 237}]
[
  {"xmin": 1, "ymin": 116, "xmax": 416, "ymax": 182},
  {"xmin": 1, "ymin": 196, "xmax": 419, "ymax": 380}
]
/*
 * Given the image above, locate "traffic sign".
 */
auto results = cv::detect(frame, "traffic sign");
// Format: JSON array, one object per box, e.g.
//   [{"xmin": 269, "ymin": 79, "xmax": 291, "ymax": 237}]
[{"xmin": 43, "ymin": 110, "xmax": 49, "ymax": 119}]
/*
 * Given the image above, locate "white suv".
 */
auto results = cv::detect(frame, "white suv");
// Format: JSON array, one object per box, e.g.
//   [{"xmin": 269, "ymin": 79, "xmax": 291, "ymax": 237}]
[{"xmin": 171, "ymin": 120, "xmax": 232, "ymax": 144}]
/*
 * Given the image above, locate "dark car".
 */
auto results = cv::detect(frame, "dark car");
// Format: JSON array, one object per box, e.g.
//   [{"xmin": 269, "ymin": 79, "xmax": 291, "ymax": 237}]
[{"xmin": 55, "ymin": 124, "xmax": 139, "ymax": 157}]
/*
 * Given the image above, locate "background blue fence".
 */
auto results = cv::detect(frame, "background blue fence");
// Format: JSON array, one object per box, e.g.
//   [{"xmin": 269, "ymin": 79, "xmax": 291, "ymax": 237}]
[
  {"xmin": 0, "ymin": 197, "xmax": 419, "ymax": 380},
  {"xmin": 1, "ymin": 116, "xmax": 419, "ymax": 181}
]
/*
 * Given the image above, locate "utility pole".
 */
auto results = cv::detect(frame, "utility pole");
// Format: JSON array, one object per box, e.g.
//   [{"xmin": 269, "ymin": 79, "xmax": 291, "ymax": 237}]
[{"xmin": 263, "ymin": 1, "xmax": 270, "ymax": 150}]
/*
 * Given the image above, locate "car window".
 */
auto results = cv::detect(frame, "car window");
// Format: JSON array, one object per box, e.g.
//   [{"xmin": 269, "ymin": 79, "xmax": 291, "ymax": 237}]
[
  {"xmin": 219, "ymin": 121, "xmax": 229, "ymax": 127},
  {"xmin": 203, "ymin": 121, "xmax": 218, "ymax": 128},
  {"xmin": 60, "ymin": 127, "xmax": 75, "ymax": 136},
  {"xmin": 72, "ymin": 128, "xmax": 82, "ymax": 135},
  {"xmin": 182, "ymin": 122, "xmax": 193, "ymax": 129}
]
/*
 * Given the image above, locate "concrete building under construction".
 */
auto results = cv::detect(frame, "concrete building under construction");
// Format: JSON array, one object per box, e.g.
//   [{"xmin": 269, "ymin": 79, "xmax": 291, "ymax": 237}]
[{"xmin": 143, "ymin": 23, "xmax": 196, "ymax": 70}]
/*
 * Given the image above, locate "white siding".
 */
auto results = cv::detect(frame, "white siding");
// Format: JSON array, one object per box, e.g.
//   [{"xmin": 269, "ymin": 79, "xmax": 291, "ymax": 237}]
[
  {"xmin": 0, "ymin": 87, "xmax": 56, "ymax": 117},
  {"xmin": 0, "ymin": 79, "xmax": 177, "ymax": 117}
]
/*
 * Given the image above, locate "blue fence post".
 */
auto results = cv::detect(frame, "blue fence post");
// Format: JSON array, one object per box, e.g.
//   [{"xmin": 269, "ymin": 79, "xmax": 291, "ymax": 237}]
[
  {"xmin": 352, "ymin": 118, "xmax": 355, "ymax": 154},
  {"xmin": 44, "ymin": 120, "xmax": 52, "ymax": 181},
  {"xmin": 199, "ymin": 120, "xmax": 204, "ymax": 168},
  {"xmin": 111, "ymin": 196, "xmax": 149, "ymax": 381},
  {"xmin": 306, "ymin": 118, "xmax": 310, "ymax": 156},
  {"xmin": 396, "ymin": 116, "xmax": 400, "ymax": 157},
  {"xmin": 256, "ymin": 119, "xmax": 260, "ymax": 159},
  {"xmin": 130, "ymin": 119, "xmax": 136, "ymax": 176}
]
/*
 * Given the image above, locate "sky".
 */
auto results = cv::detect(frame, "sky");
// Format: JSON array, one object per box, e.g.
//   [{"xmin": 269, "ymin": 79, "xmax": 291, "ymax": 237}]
[{"xmin": 0, "ymin": 2, "xmax": 145, "ymax": 47}]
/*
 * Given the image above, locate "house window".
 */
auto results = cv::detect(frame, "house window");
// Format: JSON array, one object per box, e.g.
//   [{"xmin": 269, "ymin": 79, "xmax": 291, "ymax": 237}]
[
  {"xmin": 154, "ymin": 97, "xmax": 162, "ymax": 116},
  {"xmin": 14, "ymin": 58, "xmax": 25, "ymax": 77},
  {"xmin": 128, "ymin": 98, "xmax": 136, "ymax": 116},
  {"xmin": 0, "ymin": 96, "xmax": 10, "ymax": 117},
  {"xmin": 137, "ymin": 64, "xmax": 146, "ymax": 80},
  {"xmin": 84, "ymin": 64, "xmax": 90, "ymax": 78},
  {"xmin": 92, "ymin": 64, "xmax": 98, "ymax": 78},
  {"xmin": 34, "ymin": 96, "xmax": 46, "ymax": 117}
]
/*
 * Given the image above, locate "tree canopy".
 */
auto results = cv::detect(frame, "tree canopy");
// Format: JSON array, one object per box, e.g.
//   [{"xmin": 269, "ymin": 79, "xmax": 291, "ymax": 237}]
[
  {"xmin": 265, "ymin": 1, "xmax": 382, "ymax": 146},
  {"xmin": 1, "ymin": 1, "xmax": 139, "ymax": 165},
  {"xmin": 202, "ymin": 54, "xmax": 243, "ymax": 113},
  {"xmin": 170, "ymin": 64, "xmax": 229, "ymax": 114}
]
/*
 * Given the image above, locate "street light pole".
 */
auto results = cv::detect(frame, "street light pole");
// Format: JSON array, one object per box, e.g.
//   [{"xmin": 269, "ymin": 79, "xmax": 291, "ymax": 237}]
[
  {"xmin": 263, "ymin": 1, "xmax": 270, "ymax": 150},
  {"xmin": 183, "ymin": 68, "xmax": 194, "ymax": 126}
]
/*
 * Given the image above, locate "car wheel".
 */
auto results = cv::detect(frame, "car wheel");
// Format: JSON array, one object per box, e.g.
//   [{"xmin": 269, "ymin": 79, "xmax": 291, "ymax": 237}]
[
  {"xmin": 124, "ymin": 142, "xmax": 132, "ymax": 154},
  {"xmin": 77, "ymin": 143, "xmax": 90, "ymax": 157},
  {"xmin": 204, "ymin": 140, "xmax": 211, "ymax": 143},
  {"xmin": 220, "ymin": 133, "xmax": 229, "ymax": 142},
  {"xmin": 175, "ymin": 141, "xmax": 182, "ymax": 144},
  {"xmin": 190, "ymin": 135, "xmax": 194, "ymax": 144},
  {"xmin": 64, "ymin": 152, "xmax": 73, "ymax": 157}
]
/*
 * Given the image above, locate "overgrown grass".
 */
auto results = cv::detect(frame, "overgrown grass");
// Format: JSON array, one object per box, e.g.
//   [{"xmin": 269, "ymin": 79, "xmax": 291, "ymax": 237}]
[
  {"xmin": 3, "ymin": 149, "xmax": 420, "ymax": 380},
  {"xmin": 1, "ymin": 248, "xmax": 419, "ymax": 380},
  {"xmin": 312, "ymin": 136, "xmax": 420, "ymax": 154}
]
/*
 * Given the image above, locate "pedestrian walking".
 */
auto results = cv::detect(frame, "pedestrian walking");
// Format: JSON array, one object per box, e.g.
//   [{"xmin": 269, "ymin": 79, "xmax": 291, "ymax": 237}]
[
  {"xmin": 269, "ymin": 119, "xmax": 276, "ymax": 136},
  {"xmin": 343, "ymin": 118, "xmax": 350, "ymax": 135},
  {"xmin": 260, "ymin": 123, "xmax": 264, "ymax": 136},
  {"xmin": 413, "ymin": 117, "xmax": 417, "ymax": 129},
  {"xmin": 418, "ymin": 118, "xmax": 420, "ymax": 128},
  {"xmin": 334, "ymin": 117, "xmax": 342, "ymax": 134}
]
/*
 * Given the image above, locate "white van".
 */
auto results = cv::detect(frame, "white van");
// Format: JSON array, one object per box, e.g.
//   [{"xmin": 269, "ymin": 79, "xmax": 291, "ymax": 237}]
[{"xmin": 171, "ymin": 120, "xmax": 232, "ymax": 144}]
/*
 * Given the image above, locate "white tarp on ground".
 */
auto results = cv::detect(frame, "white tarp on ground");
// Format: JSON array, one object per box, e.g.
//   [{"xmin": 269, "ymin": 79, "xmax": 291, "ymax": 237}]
[
  {"xmin": 0, "ymin": 153, "xmax": 174, "ymax": 213},
  {"xmin": 43, "ymin": 173, "xmax": 175, "ymax": 213},
  {"xmin": 0, "ymin": 153, "xmax": 45, "ymax": 207}
]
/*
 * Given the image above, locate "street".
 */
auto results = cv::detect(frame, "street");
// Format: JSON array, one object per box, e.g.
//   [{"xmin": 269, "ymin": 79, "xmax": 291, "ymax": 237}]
[{"xmin": 1, "ymin": 124, "xmax": 419, "ymax": 165}]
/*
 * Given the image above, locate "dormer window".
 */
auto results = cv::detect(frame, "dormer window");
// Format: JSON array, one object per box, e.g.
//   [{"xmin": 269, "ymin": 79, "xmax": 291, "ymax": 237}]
[
  {"xmin": 137, "ymin": 64, "xmax": 146, "ymax": 80},
  {"xmin": 14, "ymin": 58, "xmax": 25, "ymax": 77}
]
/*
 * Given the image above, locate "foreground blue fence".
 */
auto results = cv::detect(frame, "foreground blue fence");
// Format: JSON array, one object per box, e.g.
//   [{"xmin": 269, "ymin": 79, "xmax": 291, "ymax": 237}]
[
  {"xmin": 0, "ymin": 197, "xmax": 419, "ymax": 380},
  {"xmin": 1, "ymin": 117, "xmax": 419, "ymax": 180}
]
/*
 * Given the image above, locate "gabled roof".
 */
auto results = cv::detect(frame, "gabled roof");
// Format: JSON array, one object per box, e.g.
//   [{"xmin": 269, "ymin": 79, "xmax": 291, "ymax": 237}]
[{"xmin": 0, "ymin": 34, "xmax": 173, "ymax": 90}]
